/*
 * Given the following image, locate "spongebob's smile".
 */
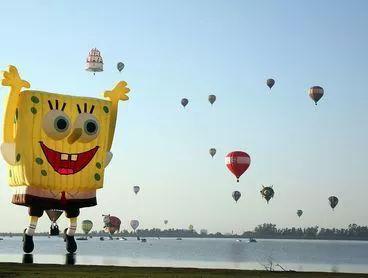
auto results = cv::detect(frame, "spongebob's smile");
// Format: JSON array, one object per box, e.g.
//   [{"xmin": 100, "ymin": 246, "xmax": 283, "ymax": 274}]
[{"xmin": 40, "ymin": 142, "xmax": 99, "ymax": 175}]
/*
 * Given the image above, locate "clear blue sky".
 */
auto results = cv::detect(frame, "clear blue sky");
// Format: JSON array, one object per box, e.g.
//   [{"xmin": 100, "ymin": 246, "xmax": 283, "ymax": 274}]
[{"xmin": 0, "ymin": 0, "xmax": 367, "ymax": 233}]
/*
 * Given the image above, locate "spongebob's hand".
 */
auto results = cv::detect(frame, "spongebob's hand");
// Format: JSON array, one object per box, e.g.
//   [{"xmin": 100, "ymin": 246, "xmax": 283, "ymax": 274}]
[
  {"xmin": 1, "ymin": 143, "xmax": 16, "ymax": 165},
  {"xmin": 1, "ymin": 65, "xmax": 30, "ymax": 91},
  {"xmin": 104, "ymin": 81, "xmax": 130, "ymax": 104}
]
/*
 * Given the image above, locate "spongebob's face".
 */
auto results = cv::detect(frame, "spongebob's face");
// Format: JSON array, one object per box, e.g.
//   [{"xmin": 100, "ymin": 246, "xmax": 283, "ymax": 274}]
[{"xmin": 9, "ymin": 90, "xmax": 111, "ymax": 191}]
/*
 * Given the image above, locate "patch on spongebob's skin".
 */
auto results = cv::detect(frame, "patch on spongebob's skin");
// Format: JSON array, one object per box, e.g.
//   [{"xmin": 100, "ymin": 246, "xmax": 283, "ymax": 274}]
[
  {"xmin": 35, "ymin": 157, "xmax": 43, "ymax": 165},
  {"xmin": 41, "ymin": 170, "xmax": 47, "ymax": 176},
  {"xmin": 94, "ymin": 173, "xmax": 101, "ymax": 181},
  {"xmin": 31, "ymin": 96, "xmax": 39, "ymax": 103},
  {"xmin": 30, "ymin": 107, "xmax": 37, "ymax": 114}
]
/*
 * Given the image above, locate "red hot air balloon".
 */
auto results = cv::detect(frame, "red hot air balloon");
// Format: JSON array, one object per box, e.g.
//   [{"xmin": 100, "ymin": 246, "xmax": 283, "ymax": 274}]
[{"xmin": 225, "ymin": 151, "xmax": 251, "ymax": 182}]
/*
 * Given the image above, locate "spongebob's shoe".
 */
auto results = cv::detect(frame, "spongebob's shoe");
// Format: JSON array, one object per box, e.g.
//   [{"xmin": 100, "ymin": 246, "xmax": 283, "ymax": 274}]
[
  {"xmin": 64, "ymin": 228, "xmax": 77, "ymax": 253},
  {"xmin": 23, "ymin": 229, "xmax": 34, "ymax": 253}
]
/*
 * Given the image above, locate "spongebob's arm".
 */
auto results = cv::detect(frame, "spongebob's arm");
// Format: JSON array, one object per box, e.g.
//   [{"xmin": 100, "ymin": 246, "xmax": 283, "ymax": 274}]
[
  {"xmin": 0, "ymin": 65, "xmax": 30, "ymax": 165},
  {"xmin": 103, "ymin": 81, "xmax": 130, "ymax": 153}
]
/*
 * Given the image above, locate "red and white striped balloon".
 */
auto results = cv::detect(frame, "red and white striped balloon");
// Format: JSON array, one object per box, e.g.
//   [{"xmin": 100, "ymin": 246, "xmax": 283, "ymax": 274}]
[{"xmin": 225, "ymin": 151, "xmax": 251, "ymax": 182}]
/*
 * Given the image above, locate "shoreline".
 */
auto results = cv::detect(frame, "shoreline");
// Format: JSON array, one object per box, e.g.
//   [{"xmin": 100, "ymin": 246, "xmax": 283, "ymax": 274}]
[
  {"xmin": 2, "ymin": 235, "xmax": 368, "ymax": 241},
  {"xmin": 0, "ymin": 263, "xmax": 367, "ymax": 277}
]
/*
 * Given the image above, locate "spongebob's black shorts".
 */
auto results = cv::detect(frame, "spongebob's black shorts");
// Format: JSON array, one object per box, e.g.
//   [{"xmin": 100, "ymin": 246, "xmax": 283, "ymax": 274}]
[{"xmin": 28, "ymin": 207, "xmax": 80, "ymax": 218}]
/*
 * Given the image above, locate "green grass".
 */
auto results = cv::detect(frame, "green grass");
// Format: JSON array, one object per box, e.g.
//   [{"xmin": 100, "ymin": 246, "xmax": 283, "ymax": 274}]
[{"xmin": 0, "ymin": 263, "xmax": 367, "ymax": 278}]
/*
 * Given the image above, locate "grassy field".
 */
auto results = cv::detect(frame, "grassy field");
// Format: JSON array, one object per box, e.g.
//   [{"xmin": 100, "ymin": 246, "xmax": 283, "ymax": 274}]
[{"xmin": 0, "ymin": 263, "xmax": 367, "ymax": 278}]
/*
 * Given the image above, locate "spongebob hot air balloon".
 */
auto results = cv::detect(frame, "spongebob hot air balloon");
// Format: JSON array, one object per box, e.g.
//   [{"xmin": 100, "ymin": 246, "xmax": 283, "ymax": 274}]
[{"xmin": 0, "ymin": 65, "xmax": 130, "ymax": 254}]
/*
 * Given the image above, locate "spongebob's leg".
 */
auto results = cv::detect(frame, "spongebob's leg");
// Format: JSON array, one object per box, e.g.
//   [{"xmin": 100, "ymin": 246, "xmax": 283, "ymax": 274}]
[
  {"xmin": 64, "ymin": 208, "xmax": 79, "ymax": 253},
  {"xmin": 23, "ymin": 207, "xmax": 43, "ymax": 253}
]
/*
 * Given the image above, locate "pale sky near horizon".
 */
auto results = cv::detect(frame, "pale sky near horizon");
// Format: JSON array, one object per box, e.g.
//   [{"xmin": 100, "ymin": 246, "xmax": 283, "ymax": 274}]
[{"xmin": 0, "ymin": 0, "xmax": 367, "ymax": 234}]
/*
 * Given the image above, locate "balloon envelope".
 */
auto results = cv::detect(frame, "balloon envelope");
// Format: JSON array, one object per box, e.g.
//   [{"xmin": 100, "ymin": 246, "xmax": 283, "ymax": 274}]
[
  {"xmin": 208, "ymin": 94, "xmax": 216, "ymax": 105},
  {"xmin": 85, "ymin": 48, "xmax": 103, "ymax": 73},
  {"xmin": 209, "ymin": 148, "xmax": 216, "ymax": 158},
  {"xmin": 328, "ymin": 196, "xmax": 339, "ymax": 210},
  {"xmin": 309, "ymin": 86, "xmax": 324, "ymax": 105},
  {"xmin": 266, "ymin": 79, "xmax": 275, "ymax": 89},
  {"xmin": 232, "ymin": 191, "xmax": 241, "ymax": 202},
  {"xmin": 225, "ymin": 151, "xmax": 251, "ymax": 182},
  {"xmin": 45, "ymin": 210, "xmax": 63, "ymax": 222},
  {"xmin": 103, "ymin": 215, "xmax": 121, "ymax": 235},
  {"xmin": 117, "ymin": 62, "xmax": 125, "ymax": 72},
  {"xmin": 297, "ymin": 210, "xmax": 303, "ymax": 217},
  {"xmin": 181, "ymin": 98, "xmax": 189, "ymax": 108},
  {"xmin": 133, "ymin": 186, "xmax": 140, "ymax": 194},
  {"xmin": 260, "ymin": 186, "xmax": 275, "ymax": 203},
  {"xmin": 82, "ymin": 220, "xmax": 93, "ymax": 235},
  {"xmin": 130, "ymin": 220, "xmax": 139, "ymax": 231}
]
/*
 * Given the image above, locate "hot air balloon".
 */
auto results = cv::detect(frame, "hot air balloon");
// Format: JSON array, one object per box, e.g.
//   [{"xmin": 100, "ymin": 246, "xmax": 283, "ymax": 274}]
[
  {"xmin": 328, "ymin": 196, "xmax": 339, "ymax": 210},
  {"xmin": 133, "ymin": 186, "xmax": 140, "ymax": 195},
  {"xmin": 85, "ymin": 48, "xmax": 103, "ymax": 75},
  {"xmin": 103, "ymin": 215, "xmax": 121, "ymax": 235},
  {"xmin": 164, "ymin": 220, "xmax": 168, "ymax": 225},
  {"xmin": 209, "ymin": 148, "xmax": 216, "ymax": 158},
  {"xmin": 208, "ymin": 94, "xmax": 216, "ymax": 105},
  {"xmin": 117, "ymin": 62, "xmax": 125, "ymax": 72},
  {"xmin": 0, "ymin": 65, "xmax": 130, "ymax": 254},
  {"xmin": 232, "ymin": 191, "xmax": 241, "ymax": 202},
  {"xmin": 46, "ymin": 210, "xmax": 63, "ymax": 236},
  {"xmin": 225, "ymin": 151, "xmax": 251, "ymax": 182},
  {"xmin": 81, "ymin": 220, "xmax": 93, "ymax": 235},
  {"xmin": 309, "ymin": 86, "xmax": 324, "ymax": 105},
  {"xmin": 266, "ymin": 79, "xmax": 275, "ymax": 90},
  {"xmin": 181, "ymin": 98, "xmax": 189, "ymax": 108},
  {"xmin": 260, "ymin": 186, "xmax": 275, "ymax": 203},
  {"xmin": 188, "ymin": 224, "xmax": 194, "ymax": 231},
  {"xmin": 130, "ymin": 220, "xmax": 139, "ymax": 231},
  {"xmin": 297, "ymin": 210, "xmax": 303, "ymax": 217}
]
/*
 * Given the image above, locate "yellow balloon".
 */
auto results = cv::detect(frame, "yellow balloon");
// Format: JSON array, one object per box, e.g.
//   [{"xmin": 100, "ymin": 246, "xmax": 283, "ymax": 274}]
[{"xmin": 1, "ymin": 65, "xmax": 130, "ymax": 209}]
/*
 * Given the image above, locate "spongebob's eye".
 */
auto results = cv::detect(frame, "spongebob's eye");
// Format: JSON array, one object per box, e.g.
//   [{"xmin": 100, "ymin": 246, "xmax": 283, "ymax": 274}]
[
  {"xmin": 73, "ymin": 113, "xmax": 100, "ymax": 142},
  {"xmin": 55, "ymin": 116, "xmax": 69, "ymax": 132},
  {"xmin": 43, "ymin": 110, "xmax": 71, "ymax": 140},
  {"xmin": 84, "ymin": 119, "xmax": 98, "ymax": 135}
]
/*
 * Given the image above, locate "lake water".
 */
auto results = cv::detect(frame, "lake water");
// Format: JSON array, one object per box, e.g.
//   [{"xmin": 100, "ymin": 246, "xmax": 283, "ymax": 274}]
[{"xmin": 0, "ymin": 236, "xmax": 367, "ymax": 273}]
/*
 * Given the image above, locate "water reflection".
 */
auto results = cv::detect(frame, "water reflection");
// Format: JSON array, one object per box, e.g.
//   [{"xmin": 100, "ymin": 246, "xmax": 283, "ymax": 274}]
[
  {"xmin": 1, "ymin": 237, "xmax": 366, "ymax": 273},
  {"xmin": 22, "ymin": 254, "xmax": 33, "ymax": 264},
  {"xmin": 65, "ymin": 253, "xmax": 76, "ymax": 265}
]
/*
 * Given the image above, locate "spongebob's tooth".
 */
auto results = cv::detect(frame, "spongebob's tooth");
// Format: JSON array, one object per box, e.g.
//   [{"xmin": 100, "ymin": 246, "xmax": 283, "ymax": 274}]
[
  {"xmin": 71, "ymin": 154, "xmax": 78, "ymax": 161},
  {"xmin": 61, "ymin": 154, "xmax": 68, "ymax": 160}
]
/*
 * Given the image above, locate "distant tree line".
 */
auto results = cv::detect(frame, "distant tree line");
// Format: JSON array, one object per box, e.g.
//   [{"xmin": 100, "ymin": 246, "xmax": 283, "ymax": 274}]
[
  {"xmin": 1, "ymin": 223, "xmax": 368, "ymax": 240},
  {"xmin": 243, "ymin": 223, "xmax": 368, "ymax": 240}
]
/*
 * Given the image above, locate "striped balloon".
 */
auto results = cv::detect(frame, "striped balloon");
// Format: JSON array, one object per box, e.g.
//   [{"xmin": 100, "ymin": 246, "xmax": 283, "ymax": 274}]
[
  {"xmin": 309, "ymin": 86, "xmax": 324, "ymax": 105},
  {"xmin": 225, "ymin": 151, "xmax": 251, "ymax": 182}
]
